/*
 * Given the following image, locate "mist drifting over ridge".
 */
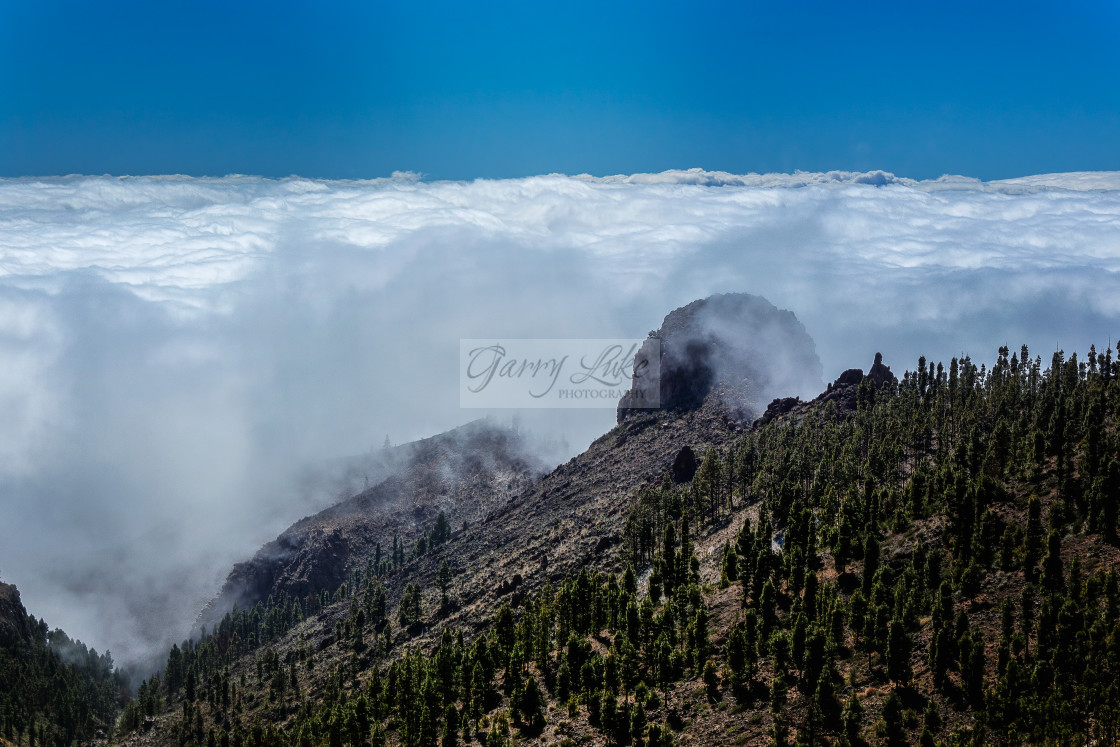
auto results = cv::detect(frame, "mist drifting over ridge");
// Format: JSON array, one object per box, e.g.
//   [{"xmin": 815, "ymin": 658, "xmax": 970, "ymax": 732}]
[{"xmin": 1, "ymin": 168, "xmax": 1119, "ymax": 668}]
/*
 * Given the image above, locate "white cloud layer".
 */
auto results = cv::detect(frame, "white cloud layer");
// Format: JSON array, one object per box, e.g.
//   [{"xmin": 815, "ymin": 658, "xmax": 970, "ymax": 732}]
[{"xmin": 1, "ymin": 169, "xmax": 1119, "ymax": 667}]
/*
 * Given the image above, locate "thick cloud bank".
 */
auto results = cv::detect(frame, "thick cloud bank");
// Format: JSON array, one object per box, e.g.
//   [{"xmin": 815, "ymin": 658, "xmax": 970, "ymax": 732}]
[{"xmin": 1, "ymin": 169, "xmax": 1119, "ymax": 667}]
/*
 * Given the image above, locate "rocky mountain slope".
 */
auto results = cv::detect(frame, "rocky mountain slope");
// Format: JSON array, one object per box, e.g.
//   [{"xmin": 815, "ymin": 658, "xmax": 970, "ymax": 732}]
[
  {"xmin": 201, "ymin": 420, "xmax": 550, "ymax": 628},
  {"xmin": 103, "ymin": 300, "xmax": 1120, "ymax": 747}
]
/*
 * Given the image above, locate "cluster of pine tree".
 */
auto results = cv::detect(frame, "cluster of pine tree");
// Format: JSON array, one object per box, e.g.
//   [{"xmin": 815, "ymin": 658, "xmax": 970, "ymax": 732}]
[
  {"xmin": 120, "ymin": 512, "xmax": 460, "ymax": 737},
  {"xmin": 0, "ymin": 613, "xmax": 125, "ymax": 747},
  {"xmin": 704, "ymin": 345, "xmax": 1120, "ymax": 744},
  {"xmin": 139, "ymin": 561, "xmax": 703, "ymax": 747}
]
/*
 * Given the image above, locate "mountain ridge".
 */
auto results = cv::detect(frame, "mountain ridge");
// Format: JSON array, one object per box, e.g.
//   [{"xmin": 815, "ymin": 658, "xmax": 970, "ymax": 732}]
[{"xmin": 199, "ymin": 419, "xmax": 550, "ymax": 630}]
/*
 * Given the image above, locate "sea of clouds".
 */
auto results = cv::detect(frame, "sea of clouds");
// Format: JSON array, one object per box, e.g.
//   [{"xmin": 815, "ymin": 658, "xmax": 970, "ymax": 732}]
[{"xmin": 2, "ymin": 168, "xmax": 1119, "ymax": 668}]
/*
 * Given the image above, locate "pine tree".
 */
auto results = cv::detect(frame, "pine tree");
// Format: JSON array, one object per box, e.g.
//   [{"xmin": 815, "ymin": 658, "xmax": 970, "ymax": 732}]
[
  {"xmin": 862, "ymin": 534, "xmax": 880, "ymax": 597},
  {"xmin": 438, "ymin": 560, "xmax": 453, "ymax": 611},
  {"xmin": 880, "ymin": 690, "xmax": 905, "ymax": 747},
  {"xmin": 518, "ymin": 676, "xmax": 544, "ymax": 731},
  {"xmin": 842, "ymin": 693, "xmax": 863, "ymax": 746},
  {"xmin": 631, "ymin": 701, "xmax": 647, "ymax": 745},
  {"xmin": 834, "ymin": 517, "xmax": 853, "ymax": 574},
  {"xmin": 1024, "ymin": 496, "xmax": 1044, "ymax": 579},
  {"xmin": 661, "ymin": 523, "xmax": 677, "ymax": 596},
  {"xmin": 885, "ymin": 618, "xmax": 911, "ymax": 685},
  {"xmin": 1040, "ymin": 530, "xmax": 1065, "ymax": 591},
  {"xmin": 432, "ymin": 511, "xmax": 452, "ymax": 547},
  {"xmin": 399, "ymin": 582, "xmax": 423, "ymax": 628}
]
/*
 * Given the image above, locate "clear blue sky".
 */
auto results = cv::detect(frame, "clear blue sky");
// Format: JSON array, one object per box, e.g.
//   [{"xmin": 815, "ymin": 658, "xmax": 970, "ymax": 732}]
[{"xmin": 2, "ymin": 0, "xmax": 1118, "ymax": 180}]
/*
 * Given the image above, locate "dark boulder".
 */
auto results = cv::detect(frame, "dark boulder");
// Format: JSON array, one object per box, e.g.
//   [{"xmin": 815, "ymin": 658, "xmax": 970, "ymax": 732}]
[
  {"xmin": 670, "ymin": 445, "xmax": 699, "ymax": 482},
  {"xmin": 754, "ymin": 396, "xmax": 801, "ymax": 427},
  {"xmin": 498, "ymin": 573, "xmax": 525, "ymax": 595}
]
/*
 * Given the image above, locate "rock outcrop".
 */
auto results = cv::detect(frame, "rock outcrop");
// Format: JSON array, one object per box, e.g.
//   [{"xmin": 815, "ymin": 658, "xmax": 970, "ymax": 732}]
[
  {"xmin": 867, "ymin": 351, "xmax": 896, "ymax": 386},
  {"xmin": 754, "ymin": 396, "xmax": 802, "ymax": 427},
  {"xmin": 617, "ymin": 293, "xmax": 823, "ymax": 424},
  {"xmin": 755, "ymin": 352, "xmax": 899, "ymax": 426}
]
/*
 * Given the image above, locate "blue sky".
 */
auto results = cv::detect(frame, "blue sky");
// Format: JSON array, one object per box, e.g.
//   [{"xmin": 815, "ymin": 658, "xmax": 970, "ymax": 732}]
[{"xmin": 2, "ymin": 1, "xmax": 1119, "ymax": 178}]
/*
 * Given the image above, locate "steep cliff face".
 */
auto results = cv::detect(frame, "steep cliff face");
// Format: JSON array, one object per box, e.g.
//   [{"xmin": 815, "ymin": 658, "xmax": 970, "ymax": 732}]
[
  {"xmin": 617, "ymin": 293, "xmax": 823, "ymax": 423},
  {"xmin": 199, "ymin": 420, "xmax": 548, "ymax": 627}
]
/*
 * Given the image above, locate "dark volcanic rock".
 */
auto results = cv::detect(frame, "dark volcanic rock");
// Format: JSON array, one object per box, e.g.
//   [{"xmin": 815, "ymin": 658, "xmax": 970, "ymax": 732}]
[
  {"xmin": 755, "ymin": 396, "xmax": 802, "ymax": 427},
  {"xmin": 868, "ymin": 352, "xmax": 897, "ymax": 386},
  {"xmin": 594, "ymin": 535, "xmax": 620, "ymax": 554},
  {"xmin": 617, "ymin": 293, "xmax": 822, "ymax": 424},
  {"xmin": 755, "ymin": 353, "xmax": 900, "ymax": 427},
  {"xmin": 670, "ymin": 445, "xmax": 699, "ymax": 483}
]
